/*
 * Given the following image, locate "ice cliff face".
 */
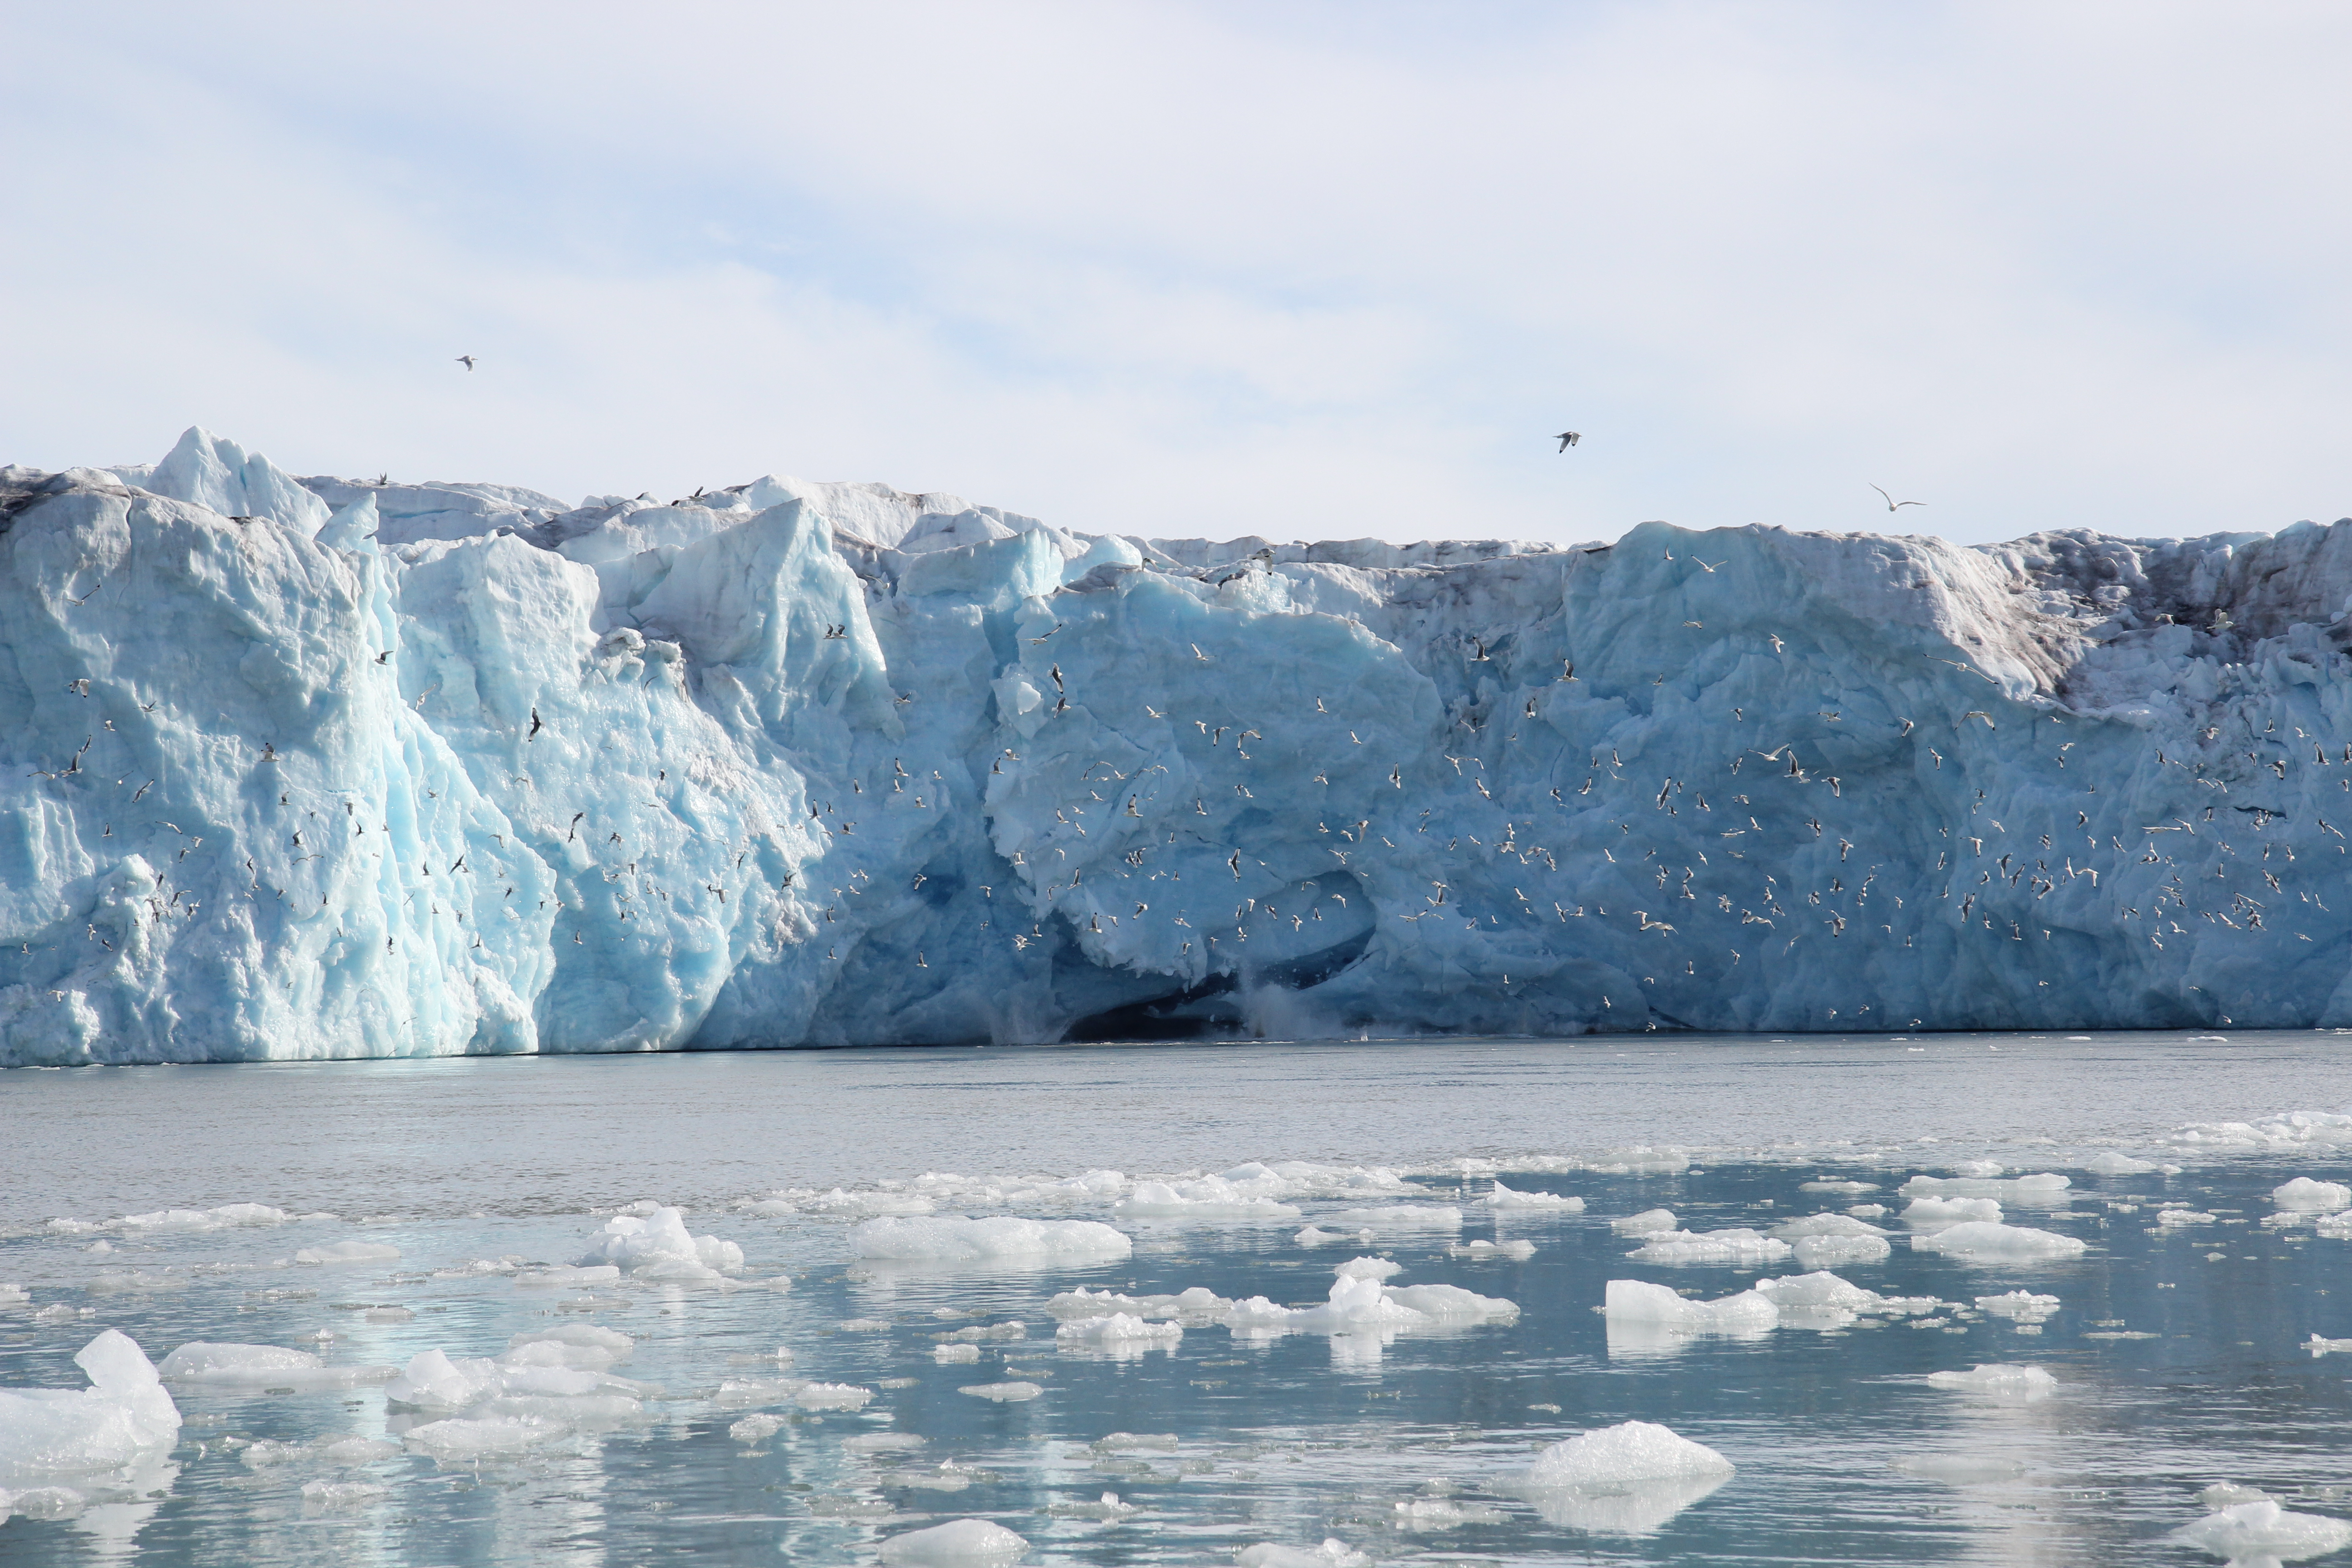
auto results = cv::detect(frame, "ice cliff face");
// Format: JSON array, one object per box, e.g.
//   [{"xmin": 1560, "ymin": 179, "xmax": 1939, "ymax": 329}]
[{"xmin": 5, "ymin": 426, "xmax": 2352, "ymax": 1063}]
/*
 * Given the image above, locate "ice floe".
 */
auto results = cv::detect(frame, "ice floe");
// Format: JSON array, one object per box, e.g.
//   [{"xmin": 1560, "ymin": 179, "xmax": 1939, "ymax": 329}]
[
  {"xmin": 0, "ymin": 1331, "xmax": 180, "ymax": 1482},
  {"xmin": 1925, "ymin": 1363, "xmax": 2058, "ymax": 1397},
  {"xmin": 1504, "ymin": 1420, "xmax": 1735, "ymax": 1536},
  {"xmin": 848, "ymin": 1216, "xmax": 1132, "ymax": 1264},
  {"xmin": 578, "ymin": 1206, "xmax": 744, "ymax": 1281},
  {"xmin": 1625, "ymin": 1228, "xmax": 1793, "ymax": 1266},
  {"xmin": 2169, "ymin": 1498, "xmax": 2352, "ymax": 1563},
  {"xmin": 1910, "ymin": 1221, "xmax": 2088, "ymax": 1261}
]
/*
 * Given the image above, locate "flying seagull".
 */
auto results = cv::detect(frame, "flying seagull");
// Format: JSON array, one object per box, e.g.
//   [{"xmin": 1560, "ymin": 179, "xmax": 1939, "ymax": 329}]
[
  {"xmin": 456, "ymin": 355, "xmax": 478, "ymax": 371},
  {"xmin": 1555, "ymin": 431, "xmax": 1581, "ymax": 452},
  {"xmin": 1870, "ymin": 484, "xmax": 1924, "ymax": 512}
]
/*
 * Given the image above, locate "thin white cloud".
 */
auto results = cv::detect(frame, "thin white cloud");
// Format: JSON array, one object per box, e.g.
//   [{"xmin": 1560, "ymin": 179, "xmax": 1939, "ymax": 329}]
[{"xmin": 6, "ymin": 1, "xmax": 2350, "ymax": 547}]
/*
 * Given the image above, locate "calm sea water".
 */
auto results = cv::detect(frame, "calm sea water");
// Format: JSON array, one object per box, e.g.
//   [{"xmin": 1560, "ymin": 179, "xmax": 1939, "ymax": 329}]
[{"xmin": 5, "ymin": 1030, "xmax": 2352, "ymax": 1567}]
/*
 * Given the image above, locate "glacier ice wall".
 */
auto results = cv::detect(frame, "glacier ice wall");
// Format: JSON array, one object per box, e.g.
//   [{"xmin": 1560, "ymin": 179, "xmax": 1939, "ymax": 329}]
[{"xmin": 5, "ymin": 426, "xmax": 2352, "ymax": 1063}]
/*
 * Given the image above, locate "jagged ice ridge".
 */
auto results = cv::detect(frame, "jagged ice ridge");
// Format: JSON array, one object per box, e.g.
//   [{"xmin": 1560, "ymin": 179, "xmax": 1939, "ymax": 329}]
[{"xmin": 4, "ymin": 426, "xmax": 2352, "ymax": 1063}]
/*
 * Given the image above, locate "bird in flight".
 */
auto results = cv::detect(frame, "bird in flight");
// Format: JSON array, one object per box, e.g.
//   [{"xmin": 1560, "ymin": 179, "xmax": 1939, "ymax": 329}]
[
  {"xmin": 456, "ymin": 355, "xmax": 478, "ymax": 371},
  {"xmin": 1870, "ymin": 484, "xmax": 1923, "ymax": 511},
  {"xmin": 1555, "ymin": 431, "xmax": 1581, "ymax": 451}
]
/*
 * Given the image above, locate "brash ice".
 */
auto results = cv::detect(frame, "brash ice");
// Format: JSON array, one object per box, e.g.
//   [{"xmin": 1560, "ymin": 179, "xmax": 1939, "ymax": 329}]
[{"xmin": 4, "ymin": 427, "xmax": 2352, "ymax": 1062}]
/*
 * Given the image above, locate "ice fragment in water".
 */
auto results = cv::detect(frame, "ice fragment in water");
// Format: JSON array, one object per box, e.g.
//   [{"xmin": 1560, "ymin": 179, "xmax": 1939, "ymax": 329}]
[
  {"xmin": 1603, "ymin": 1279, "xmax": 1778, "ymax": 1334},
  {"xmin": 1506, "ymin": 1420, "xmax": 1735, "ymax": 1535},
  {"xmin": 1482, "ymin": 1180, "xmax": 1584, "ymax": 1211},
  {"xmin": 2273, "ymin": 1177, "xmax": 2352, "ymax": 1211},
  {"xmin": 2169, "ymin": 1499, "xmax": 2352, "ymax": 1563},
  {"xmin": 956, "ymin": 1382, "xmax": 1043, "ymax": 1401},
  {"xmin": 578, "ymin": 1206, "xmax": 743, "ymax": 1280},
  {"xmin": 1910, "ymin": 1221, "xmax": 2087, "ymax": 1261},
  {"xmin": 0, "ymin": 1331, "xmax": 181, "ymax": 1481},
  {"xmin": 1055, "ymin": 1313, "xmax": 1183, "ymax": 1353},
  {"xmin": 729, "ymin": 1413, "xmax": 786, "ymax": 1443},
  {"xmin": 1610, "ymin": 1209, "xmax": 1676, "ymax": 1235},
  {"xmin": 1113, "ymin": 1178, "xmax": 1300, "ymax": 1220},
  {"xmin": 848, "ymin": 1216, "xmax": 1132, "ymax": 1263},
  {"xmin": 1901, "ymin": 1196, "xmax": 2003, "ymax": 1226},
  {"xmin": 1974, "ymin": 1291, "xmax": 2061, "ymax": 1323},
  {"xmin": 1925, "ymin": 1363, "xmax": 2058, "ymax": 1397},
  {"xmin": 1626, "ymin": 1228, "xmax": 1793, "ymax": 1265},
  {"xmin": 2081, "ymin": 1151, "xmax": 2160, "ymax": 1176}
]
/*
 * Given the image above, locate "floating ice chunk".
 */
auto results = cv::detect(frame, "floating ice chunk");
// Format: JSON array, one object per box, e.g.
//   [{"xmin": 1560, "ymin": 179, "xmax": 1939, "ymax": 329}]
[
  {"xmin": 936, "ymin": 1322, "xmax": 1026, "ymax": 1343},
  {"xmin": 1334, "ymin": 1257, "xmax": 1402, "ymax": 1282},
  {"xmin": 1900, "ymin": 1173, "xmax": 2071, "ymax": 1204},
  {"xmin": 791, "ymin": 1382, "xmax": 872, "ymax": 1411},
  {"xmin": 2274, "ymin": 1178, "xmax": 2352, "ymax": 1212},
  {"xmin": 838, "ymin": 1318, "xmax": 894, "ymax": 1332},
  {"xmin": 156, "ymin": 1343, "xmax": 396, "ymax": 1389},
  {"xmin": 1753, "ymin": 1271, "xmax": 1887, "ymax": 1314},
  {"xmin": 1236, "ymin": 1540, "xmax": 1368, "ymax": 1568},
  {"xmin": 300, "ymin": 1480, "xmax": 386, "ymax": 1509},
  {"xmin": 1799, "ymin": 1180, "xmax": 1878, "ymax": 1194},
  {"xmin": 1323, "ymin": 1205, "xmax": 1462, "ymax": 1232},
  {"xmin": 2169, "ymin": 1499, "xmax": 2352, "ymax": 1563},
  {"xmin": 503, "ymin": 1326, "xmax": 633, "ymax": 1369},
  {"xmin": 957, "ymin": 1382, "xmax": 1043, "ymax": 1401},
  {"xmin": 1911, "ymin": 1221, "xmax": 2087, "ymax": 1261},
  {"xmin": 848, "ymin": 1216, "xmax": 1132, "ymax": 1264},
  {"xmin": 1382, "ymin": 1284, "xmax": 1519, "ymax": 1323},
  {"xmin": 1049, "ymin": 1490, "xmax": 1140, "ymax": 1521},
  {"xmin": 1044, "ymin": 1285, "xmax": 1229, "ymax": 1321},
  {"xmin": 1902, "ymin": 1197, "xmax": 2003, "ymax": 1226},
  {"xmin": 1293, "ymin": 1226, "xmax": 1373, "ymax": 1248},
  {"xmin": 2319, "ymin": 1212, "xmax": 2352, "ymax": 1240},
  {"xmin": 1056, "ymin": 1313, "xmax": 1183, "ymax": 1354},
  {"xmin": 386, "ymin": 1345, "xmax": 656, "ymax": 1419},
  {"xmin": 1392, "ymin": 1498, "xmax": 1507, "ymax": 1529},
  {"xmin": 934, "ymin": 1343, "xmax": 981, "ymax": 1363},
  {"xmin": 1771, "ymin": 1213, "xmax": 1888, "ymax": 1240},
  {"xmin": 118, "ymin": 1203, "xmax": 291, "ymax": 1232},
  {"xmin": 402, "ymin": 1416, "xmax": 566, "ymax": 1460},
  {"xmin": 2176, "ymin": 1111, "xmax": 2352, "ymax": 1155},
  {"xmin": 747, "ymin": 1188, "xmax": 939, "ymax": 1220},
  {"xmin": 2082, "ymin": 1152, "xmax": 2160, "ymax": 1176},
  {"xmin": 1974, "ymin": 1291, "xmax": 2061, "ymax": 1323},
  {"xmin": 1224, "ymin": 1272, "xmax": 1432, "ymax": 1337},
  {"xmin": 1926, "ymin": 1363, "xmax": 2058, "ymax": 1397},
  {"xmin": 1793, "ymin": 1234, "xmax": 1891, "ymax": 1267},
  {"xmin": 2306, "ymin": 1333, "xmax": 2352, "ymax": 1356},
  {"xmin": 0, "ymin": 1284, "xmax": 26, "ymax": 1306},
  {"xmin": 1583, "ymin": 1147, "xmax": 1691, "ymax": 1176},
  {"xmin": 1604, "ymin": 1279, "xmax": 1779, "ymax": 1334},
  {"xmin": 578, "ymin": 1206, "xmax": 743, "ymax": 1280},
  {"xmin": 2200, "ymin": 1483, "xmax": 2274, "ymax": 1508},
  {"xmin": 1114, "ymin": 1178, "xmax": 1301, "ymax": 1220},
  {"xmin": 1610, "ymin": 1209, "xmax": 1676, "ymax": 1235},
  {"xmin": 1506, "ymin": 1420, "xmax": 1735, "ymax": 1536},
  {"xmin": 293, "ymin": 1240, "xmax": 401, "ymax": 1265},
  {"xmin": 0, "ymin": 1331, "xmax": 180, "ymax": 1481},
  {"xmin": 1626, "ymin": 1229, "xmax": 1793, "ymax": 1266},
  {"xmin": 1451, "ymin": 1239, "xmax": 1537, "ymax": 1260},
  {"xmin": 843, "ymin": 1433, "xmax": 928, "ymax": 1453},
  {"xmin": 2158, "ymin": 1209, "xmax": 2220, "ymax": 1226},
  {"xmin": 1483, "ymin": 1181, "xmax": 1585, "ymax": 1211},
  {"xmin": 878, "ymin": 1517, "xmax": 1029, "ymax": 1565}
]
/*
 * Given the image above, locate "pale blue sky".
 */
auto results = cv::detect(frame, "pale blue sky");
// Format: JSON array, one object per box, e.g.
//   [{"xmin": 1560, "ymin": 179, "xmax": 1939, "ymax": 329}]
[{"xmin": 8, "ymin": 2, "xmax": 2351, "ymax": 547}]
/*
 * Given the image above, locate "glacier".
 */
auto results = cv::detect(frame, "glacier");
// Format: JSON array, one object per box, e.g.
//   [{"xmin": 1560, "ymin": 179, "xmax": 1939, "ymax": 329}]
[{"xmin": 5, "ymin": 426, "xmax": 2352, "ymax": 1063}]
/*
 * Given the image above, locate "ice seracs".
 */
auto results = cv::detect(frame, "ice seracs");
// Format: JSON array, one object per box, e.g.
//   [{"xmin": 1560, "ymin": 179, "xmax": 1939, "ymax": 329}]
[{"xmin": 29, "ymin": 428, "xmax": 2352, "ymax": 1058}]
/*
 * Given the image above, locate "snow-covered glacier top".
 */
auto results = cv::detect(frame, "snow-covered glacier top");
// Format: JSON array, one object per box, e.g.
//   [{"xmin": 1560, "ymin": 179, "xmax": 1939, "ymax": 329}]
[{"xmin": 4, "ymin": 426, "xmax": 2351, "ymax": 1064}]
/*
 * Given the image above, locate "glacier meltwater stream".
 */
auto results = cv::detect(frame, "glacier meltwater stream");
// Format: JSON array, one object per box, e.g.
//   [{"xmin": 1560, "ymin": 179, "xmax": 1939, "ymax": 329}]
[{"xmin": 6, "ymin": 1034, "xmax": 2352, "ymax": 1566}]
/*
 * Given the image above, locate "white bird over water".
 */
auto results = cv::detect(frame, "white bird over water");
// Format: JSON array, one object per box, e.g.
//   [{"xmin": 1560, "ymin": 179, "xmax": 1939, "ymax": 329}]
[
  {"xmin": 1555, "ymin": 431, "xmax": 1581, "ymax": 451},
  {"xmin": 1870, "ymin": 484, "xmax": 1924, "ymax": 512},
  {"xmin": 456, "ymin": 355, "xmax": 478, "ymax": 371}
]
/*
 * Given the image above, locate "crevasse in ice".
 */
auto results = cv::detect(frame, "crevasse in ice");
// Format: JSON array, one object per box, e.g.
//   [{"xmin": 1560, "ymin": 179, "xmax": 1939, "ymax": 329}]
[{"xmin": 10, "ymin": 426, "xmax": 2352, "ymax": 1061}]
